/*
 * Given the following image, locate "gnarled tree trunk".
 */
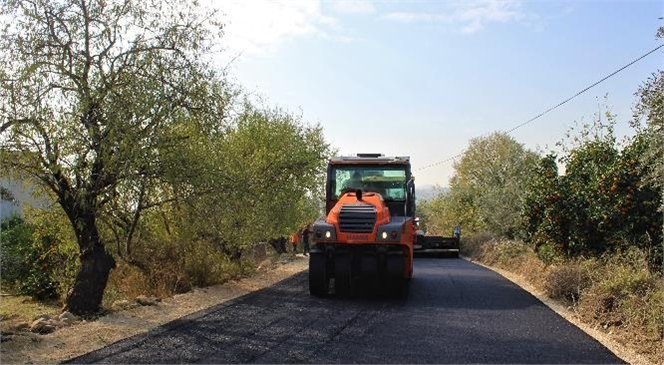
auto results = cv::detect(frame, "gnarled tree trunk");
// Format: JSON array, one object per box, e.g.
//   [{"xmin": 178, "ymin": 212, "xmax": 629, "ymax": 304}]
[{"xmin": 64, "ymin": 208, "xmax": 116, "ymax": 316}]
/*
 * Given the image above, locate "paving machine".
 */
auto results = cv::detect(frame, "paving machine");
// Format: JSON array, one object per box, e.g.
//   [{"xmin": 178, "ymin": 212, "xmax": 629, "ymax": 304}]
[
  {"xmin": 309, "ymin": 153, "xmax": 416, "ymax": 297},
  {"xmin": 414, "ymin": 234, "xmax": 460, "ymax": 257}
]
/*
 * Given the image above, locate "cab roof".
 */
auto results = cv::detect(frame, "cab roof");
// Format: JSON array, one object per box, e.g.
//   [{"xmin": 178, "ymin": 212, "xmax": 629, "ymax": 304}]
[{"xmin": 329, "ymin": 153, "xmax": 410, "ymax": 165}]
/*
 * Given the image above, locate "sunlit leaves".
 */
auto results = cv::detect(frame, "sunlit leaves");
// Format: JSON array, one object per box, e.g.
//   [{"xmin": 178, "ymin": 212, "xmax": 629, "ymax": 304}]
[
  {"xmin": 448, "ymin": 132, "xmax": 538, "ymax": 237},
  {"xmin": 521, "ymin": 118, "xmax": 662, "ymax": 269}
]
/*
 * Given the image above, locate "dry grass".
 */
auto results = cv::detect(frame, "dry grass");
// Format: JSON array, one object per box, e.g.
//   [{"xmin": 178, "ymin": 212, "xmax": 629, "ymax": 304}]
[
  {"xmin": 544, "ymin": 261, "xmax": 593, "ymax": 305},
  {"xmin": 0, "ymin": 295, "xmax": 62, "ymax": 332},
  {"xmin": 2, "ymin": 241, "xmax": 282, "ymax": 332}
]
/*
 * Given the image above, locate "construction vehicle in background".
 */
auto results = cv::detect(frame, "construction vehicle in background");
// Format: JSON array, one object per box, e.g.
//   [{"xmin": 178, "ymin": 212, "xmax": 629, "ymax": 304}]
[
  {"xmin": 412, "ymin": 216, "xmax": 460, "ymax": 258},
  {"xmin": 413, "ymin": 226, "xmax": 460, "ymax": 258},
  {"xmin": 309, "ymin": 153, "xmax": 416, "ymax": 297}
]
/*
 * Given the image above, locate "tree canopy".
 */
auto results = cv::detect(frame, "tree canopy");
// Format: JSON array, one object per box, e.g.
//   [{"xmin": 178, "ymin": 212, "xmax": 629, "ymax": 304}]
[{"xmin": 0, "ymin": 0, "xmax": 332, "ymax": 314}]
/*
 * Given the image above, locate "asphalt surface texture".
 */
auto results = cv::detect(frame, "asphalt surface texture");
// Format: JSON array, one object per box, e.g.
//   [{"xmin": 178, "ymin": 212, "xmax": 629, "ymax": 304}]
[{"xmin": 66, "ymin": 258, "xmax": 625, "ymax": 364}]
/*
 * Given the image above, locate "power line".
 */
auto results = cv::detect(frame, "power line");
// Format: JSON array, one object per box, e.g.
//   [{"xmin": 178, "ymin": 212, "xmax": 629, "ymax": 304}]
[{"xmin": 414, "ymin": 43, "xmax": 664, "ymax": 172}]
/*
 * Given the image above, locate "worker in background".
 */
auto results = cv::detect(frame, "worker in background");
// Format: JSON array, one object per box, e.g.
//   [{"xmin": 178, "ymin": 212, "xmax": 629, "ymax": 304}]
[
  {"xmin": 290, "ymin": 230, "xmax": 300, "ymax": 255},
  {"xmin": 453, "ymin": 225, "xmax": 461, "ymax": 239},
  {"xmin": 302, "ymin": 224, "xmax": 311, "ymax": 256}
]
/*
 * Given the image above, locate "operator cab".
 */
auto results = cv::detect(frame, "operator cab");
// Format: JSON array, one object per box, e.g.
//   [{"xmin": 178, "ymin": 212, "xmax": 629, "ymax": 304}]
[{"xmin": 325, "ymin": 153, "xmax": 416, "ymax": 217}]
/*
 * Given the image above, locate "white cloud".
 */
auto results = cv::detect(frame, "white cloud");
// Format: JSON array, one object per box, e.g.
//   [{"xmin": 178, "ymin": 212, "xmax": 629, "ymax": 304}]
[
  {"xmin": 330, "ymin": 0, "xmax": 376, "ymax": 15},
  {"xmin": 383, "ymin": 12, "xmax": 452, "ymax": 24},
  {"xmin": 383, "ymin": 0, "xmax": 533, "ymax": 34},
  {"xmin": 211, "ymin": 0, "xmax": 339, "ymax": 56}
]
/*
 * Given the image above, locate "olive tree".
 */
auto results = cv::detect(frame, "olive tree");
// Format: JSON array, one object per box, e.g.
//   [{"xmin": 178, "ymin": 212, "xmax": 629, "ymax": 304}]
[
  {"xmin": 449, "ymin": 132, "xmax": 538, "ymax": 237},
  {"xmin": 0, "ymin": 0, "xmax": 227, "ymax": 315},
  {"xmin": 178, "ymin": 103, "xmax": 331, "ymax": 262}
]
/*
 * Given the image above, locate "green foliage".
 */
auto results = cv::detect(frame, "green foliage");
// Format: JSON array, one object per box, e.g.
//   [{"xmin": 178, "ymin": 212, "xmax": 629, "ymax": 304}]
[
  {"xmin": 0, "ymin": 0, "xmax": 231, "ymax": 313},
  {"xmin": 521, "ymin": 116, "xmax": 662, "ymax": 269},
  {"xmin": 494, "ymin": 240, "xmax": 531, "ymax": 266},
  {"xmin": 26, "ymin": 206, "xmax": 80, "ymax": 298},
  {"xmin": 0, "ymin": 186, "xmax": 16, "ymax": 203},
  {"xmin": 0, "ymin": 211, "xmax": 77, "ymax": 300},
  {"xmin": 417, "ymin": 190, "xmax": 457, "ymax": 236},
  {"xmin": 93, "ymin": 100, "xmax": 331, "ymax": 297},
  {"xmin": 1, "ymin": 215, "xmax": 35, "ymax": 292},
  {"xmin": 0, "ymin": 0, "xmax": 335, "ymax": 309},
  {"xmin": 171, "ymin": 102, "xmax": 331, "ymax": 266},
  {"xmin": 535, "ymin": 241, "xmax": 565, "ymax": 265},
  {"xmin": 423, "ymin": 132, "xmax": 537, "ymax": 237},
  {"xmin": 631, "ymin": 70, "xmax": 664, "ymax": 212}
]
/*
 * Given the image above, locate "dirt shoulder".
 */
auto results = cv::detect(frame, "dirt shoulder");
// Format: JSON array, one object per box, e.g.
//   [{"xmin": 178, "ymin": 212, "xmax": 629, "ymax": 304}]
[{"xmin": 1, "ymin": 255, "xmax": 309, "ymax": 365}]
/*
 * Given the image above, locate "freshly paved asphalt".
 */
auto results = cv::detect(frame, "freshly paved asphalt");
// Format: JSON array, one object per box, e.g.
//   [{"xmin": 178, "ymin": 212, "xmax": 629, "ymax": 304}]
[{"xmin": 66, "ymin": 258, "xmax": 625, "ymax": 364}]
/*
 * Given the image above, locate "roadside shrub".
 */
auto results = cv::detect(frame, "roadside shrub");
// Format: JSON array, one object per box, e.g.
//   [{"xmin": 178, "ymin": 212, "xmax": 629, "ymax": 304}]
[
  {"xmin": 127, "ymin": 241, "xmax": 192, "ymax": 298},
  {"xmin": 578, "ymin": 248, "xmax": 659, "ymax": 330},
  {"xmin": 460, "ymin": 232, "xmax": 495, "ymax": 260},
  {"xmin": 18, "ymin": 244, "xmax": 60, "ymax": 301},
  {"xmin": 26, "ymin": 206, "xmax": 79, "ymax": 299},
  {"xmin": 499, "ymin": 247, "xmax": 548, "ymax": 288},
  {"xmin": 521, "ymin": 122, "xmax": 663, "ymax": 270},
  {"xmin": 495, "ymin": 240, "xmax": 530, "ymax": 266},
  {"xmin": 619, "ymin": 281, "xmax": 663, "ymax": 339},
  {"xmin": 0, "ymin": 215, "xmax": 34, "ymax": 292},
  {"xmin": 545, "ymin": 261, "xmax": 593, "ymax": 305},
  {"xmin": 184, "ymin": 241, "xmax": 226, "ymax": 287},
  {"xmin": 535, "ymin": 241, "xmax": 565, "ymax": 265},
  {"xmin": 103, "ymin": 261, "xmax": 151, "ymax": 307},
  {"xmin": 0, "ymin": 214, "xmax": 73, "ymax": 300}
]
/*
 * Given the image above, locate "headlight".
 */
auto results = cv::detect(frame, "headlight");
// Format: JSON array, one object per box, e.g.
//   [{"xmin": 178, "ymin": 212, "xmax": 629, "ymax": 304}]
[
  {"xmin": 325, "ymin": 231, "xmax": 331, "ymax": 239},
  {"xmin": 381, "ymin": 232, "xmax": 388, "ymax": 239}
]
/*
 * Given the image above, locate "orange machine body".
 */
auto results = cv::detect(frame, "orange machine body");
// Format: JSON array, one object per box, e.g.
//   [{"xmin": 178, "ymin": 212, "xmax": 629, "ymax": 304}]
[
  {"xmin": 323, "ymin": 191, "xmax": 415, "ymax": 277},
  {"xmin": 308, "ymin": 153, "xmax": 417, "ymax": 297}
]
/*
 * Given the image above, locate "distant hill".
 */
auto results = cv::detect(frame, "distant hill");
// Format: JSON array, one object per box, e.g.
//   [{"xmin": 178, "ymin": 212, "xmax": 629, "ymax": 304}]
[{"xmin": 416, "ymin": 185, "xmax": 448, "ymax": 202}]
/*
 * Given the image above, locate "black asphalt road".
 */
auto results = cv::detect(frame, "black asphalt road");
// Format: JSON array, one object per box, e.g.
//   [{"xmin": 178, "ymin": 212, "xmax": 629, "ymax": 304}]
[{"xmin": 67, "ymin": 258, "xmax": 624, "ymax": 364}]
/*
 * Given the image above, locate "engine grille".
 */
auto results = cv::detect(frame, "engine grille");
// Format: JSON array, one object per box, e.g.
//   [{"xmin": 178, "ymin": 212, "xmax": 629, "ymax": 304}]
[{"xmin": 338, "ymin": 204, "xmax": 377, "ymax": 233}]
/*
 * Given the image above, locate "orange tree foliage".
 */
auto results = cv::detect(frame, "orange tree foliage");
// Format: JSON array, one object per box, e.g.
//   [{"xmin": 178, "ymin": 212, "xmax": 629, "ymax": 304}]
[{"xmin": 521, "ymin": 132, "xmax": 662, "ymax": 269}]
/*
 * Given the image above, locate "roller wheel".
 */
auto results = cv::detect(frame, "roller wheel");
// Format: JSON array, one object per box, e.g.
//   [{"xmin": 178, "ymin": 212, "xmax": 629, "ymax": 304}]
[
  {"xmin": 385, "ymin": 255, "xmax": 405, "ymax": 279},
  {"xmin": 385, "ymin": 255, "xmax": 407, "ymax": 297},
  {"xmin": 359, "ymin": 254, "xmax": 379, "ymax": 294},
  {"xmin": 391, "ymin": 277, "xmax": 410, "ymax": 298},
  {"xmin": 334, "ymin": 253, "xmax": 352, "ymax": 297},
  {"xmin": 309, "ymin": 253, "xmax": 329, "ymax": 297}
]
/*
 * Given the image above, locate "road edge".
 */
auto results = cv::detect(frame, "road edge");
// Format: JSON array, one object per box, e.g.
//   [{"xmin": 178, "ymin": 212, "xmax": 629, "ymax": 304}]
[{"xmin": 462, "ymin": 256, "xmax": 653, "ymax": 365}]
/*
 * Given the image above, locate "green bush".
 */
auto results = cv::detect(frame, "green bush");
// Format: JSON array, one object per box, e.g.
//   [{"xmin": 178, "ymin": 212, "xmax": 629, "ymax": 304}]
[
  {"xmin": 536, "ymin": 241, "xmax": 565, "ymax": 265},
  {"xmin": 1, "ymin": 215, "xmax": 36, "ymax": 292},
  {"xmin": 27, "ymin": 207, "xmax": 79, "ymax": 299},
  {"xmin": 1, "ymin": 215, "xmax": 58, "ymax": 299},
  {"xmin": 495, "ymin": 240, "xmax": 530, "ymax": 266},
  {"xmin": 1, "ymin": 209, "xmax": 80, "ymax": 300},
  {"xmin": 521, "ymin": 121, "xmax": 662, "ymax": 269}
]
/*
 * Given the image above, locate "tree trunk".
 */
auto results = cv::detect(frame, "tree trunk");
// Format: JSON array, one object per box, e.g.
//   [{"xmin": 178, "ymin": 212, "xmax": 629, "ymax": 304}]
[{"xmin": 64, "ymin": 210, "xmax": 116, "ymax": 316}]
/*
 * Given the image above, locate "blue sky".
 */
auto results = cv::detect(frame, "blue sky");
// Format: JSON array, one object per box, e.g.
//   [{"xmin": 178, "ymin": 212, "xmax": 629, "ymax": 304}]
[{"xmin": 211, "ymin": 0, "xmax": 663, "ymax": 187}]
